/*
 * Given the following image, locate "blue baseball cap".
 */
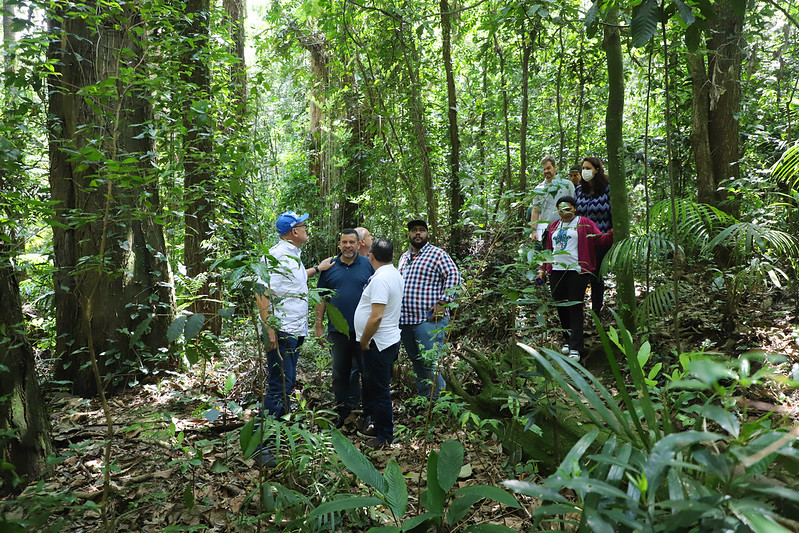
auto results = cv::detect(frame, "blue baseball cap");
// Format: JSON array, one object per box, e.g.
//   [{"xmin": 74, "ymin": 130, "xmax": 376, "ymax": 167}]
[{"xmin": 276, "ymin": 211, "xmax": 309, "ymax": 235}]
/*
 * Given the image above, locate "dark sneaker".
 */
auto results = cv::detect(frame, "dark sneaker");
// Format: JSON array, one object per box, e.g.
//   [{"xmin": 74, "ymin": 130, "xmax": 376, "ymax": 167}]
[{"xmin": 357, "ymin": 424, "xmax": 377, "ymax": 439}]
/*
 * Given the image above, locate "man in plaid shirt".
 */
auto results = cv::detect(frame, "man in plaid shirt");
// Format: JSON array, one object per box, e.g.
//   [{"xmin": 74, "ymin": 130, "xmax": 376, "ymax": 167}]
[{"xmin": 398, "ymin": 219, "xmax": 462, "ymax": 400}]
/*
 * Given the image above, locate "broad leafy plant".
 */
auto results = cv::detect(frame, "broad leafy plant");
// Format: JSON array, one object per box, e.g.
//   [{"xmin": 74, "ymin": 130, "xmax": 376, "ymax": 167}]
[
  {"xmin": 305, "ymin": 431, "xmax": 521, "ymax": 532},
  {"xmin": 508, "ymin": 315, "xmax": 799, "ymax": 531}
]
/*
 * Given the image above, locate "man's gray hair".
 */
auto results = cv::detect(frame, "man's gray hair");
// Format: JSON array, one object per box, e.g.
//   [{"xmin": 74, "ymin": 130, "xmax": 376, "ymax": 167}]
[{"xmin": 541, "ymin": 155, "xmax": 557, "ymax": 168}]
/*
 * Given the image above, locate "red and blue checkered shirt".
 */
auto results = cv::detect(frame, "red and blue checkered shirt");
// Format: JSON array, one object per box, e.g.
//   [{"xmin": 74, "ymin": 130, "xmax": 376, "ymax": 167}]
[{"xmin": 398, "ymin": 242, "xmax": 462, "ymax": 325}]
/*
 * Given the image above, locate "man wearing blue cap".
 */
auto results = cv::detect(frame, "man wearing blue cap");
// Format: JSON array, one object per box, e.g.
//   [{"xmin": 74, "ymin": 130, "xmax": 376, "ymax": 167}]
[{"xmin": 254, "ymin": 211, "xmax": 331, "ymax": 465}]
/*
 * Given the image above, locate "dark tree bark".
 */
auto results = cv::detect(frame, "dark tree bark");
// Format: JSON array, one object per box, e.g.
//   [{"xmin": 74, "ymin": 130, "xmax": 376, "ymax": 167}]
[
  {"xmin": 180, "ymin": 0, "xmax": 221, "ymax": 334},
  {"xmin": 603, "ymin": 6, "xmax": 636, "ymax": 324},
  {"xmin": 48, "ymin": 3, "xmax": 175, "ymax": 397},
  {"xmin": 0, "ymin": 243, "xmax": 52, "ymax": 492},
  {"xmin": 440, "ymin": 0, "xmax": 464, "ymax": 252},
  {"xmin": 690, "ymin": 0, "xmax": 745, "ymax": 214}
]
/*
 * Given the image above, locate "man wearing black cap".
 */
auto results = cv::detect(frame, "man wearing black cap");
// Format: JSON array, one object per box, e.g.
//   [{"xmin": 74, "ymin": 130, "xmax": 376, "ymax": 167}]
[
  {"xmin": 254, "ymin": 211, "xmax": 331, "ymax": 465},
  {"xmin": 398, "ymin": 219, "xmax": 462, "ymax": 400}
]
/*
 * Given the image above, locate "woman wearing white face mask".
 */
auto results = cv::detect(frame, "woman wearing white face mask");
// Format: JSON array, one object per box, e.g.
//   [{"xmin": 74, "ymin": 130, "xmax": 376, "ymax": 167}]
[{"xmin": 575, "ymin": 157, "xmax": 612, "ymax": 315}]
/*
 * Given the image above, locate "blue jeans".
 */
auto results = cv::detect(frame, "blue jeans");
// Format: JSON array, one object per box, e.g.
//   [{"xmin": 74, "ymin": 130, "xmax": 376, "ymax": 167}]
[
  {"xmin": 400, "ymin": 317, "xmax": 449, "ymax": 400},
  {"xmin": 328, "ymin": 331, "xmax": 364, "ymax": 417},
  {"xmin": 362, "ymin": 341, "xmax": 400, "ymax": 443},
  {"xmin": 263, "ymin": 332, "xmax": 304, "ymax": 417}
]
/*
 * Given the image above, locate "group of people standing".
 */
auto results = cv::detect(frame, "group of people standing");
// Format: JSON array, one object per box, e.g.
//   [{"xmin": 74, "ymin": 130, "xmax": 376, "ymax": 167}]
[
  {"xmin": 255, "ymin": 213, "xmax": 461, "ymax": 465},
  {"xmin": 530, "ymin": 156, "xmax": 614, "ymax": 361}
]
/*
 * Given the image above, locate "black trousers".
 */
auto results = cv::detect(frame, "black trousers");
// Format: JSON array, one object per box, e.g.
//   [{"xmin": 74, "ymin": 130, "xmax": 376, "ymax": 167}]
[{"xmin": 549, "ymin": 270, "xmax": 590, "ymax": 354}]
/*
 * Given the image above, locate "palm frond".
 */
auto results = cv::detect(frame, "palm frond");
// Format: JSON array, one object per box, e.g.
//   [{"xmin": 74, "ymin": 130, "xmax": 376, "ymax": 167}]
[
  {"xmin": 604, "ymin": 231, "xmax": 678, "ymax": 274},
  {"xmin": 708, "ymin": 222, "xmax": 799, "ymax": 259},
  {"xmin": 635, "ymin": 283, "xmax": 676, "ymax": 327},
  {"xmin": 771, "ymin": 141, "xmax": 799, "ymax": 187}
]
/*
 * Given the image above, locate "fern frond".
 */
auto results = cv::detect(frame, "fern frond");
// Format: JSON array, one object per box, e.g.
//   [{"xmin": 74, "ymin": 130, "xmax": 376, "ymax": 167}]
[
  {"xmin": 635, "ymin": 283, "xmax": 676, "ymax": 328},
  {"xmin": 708, "ymin": 222, "xmax": 799, "ymax": 260},
  {"xmin": 771, "ymin": 141, "xmax": 799, "ymax": 187},
  {"xmin": 604, "ymin": 231, "xmax": 678, "ymax": 274}
]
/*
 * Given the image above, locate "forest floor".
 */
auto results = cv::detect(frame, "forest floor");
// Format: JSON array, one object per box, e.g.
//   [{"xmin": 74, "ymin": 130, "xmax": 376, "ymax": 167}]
[{"xmin": 3, "ymin": 281, "xmax": 799, "ymax": 531}]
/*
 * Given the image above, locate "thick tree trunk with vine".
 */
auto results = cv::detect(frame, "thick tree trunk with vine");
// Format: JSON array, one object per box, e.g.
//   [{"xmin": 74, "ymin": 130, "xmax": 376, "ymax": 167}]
[
  {"xmin": 48, "ymin": 4, "xmax": 175, "ymax": 397},
  {"xmin": 0, "ymin": 245, "xmax": 52, "ymax": 493},
  {"xmin": 603, "ymin": 7, "xmax": 636, "ymax": 325},
  {"xmin": 690, "ymin": 0, "xmax": 745, "ymax": 216},
  {"xmin": 181, "ymin": 0, "xmax": 221, "ymax": 334}
]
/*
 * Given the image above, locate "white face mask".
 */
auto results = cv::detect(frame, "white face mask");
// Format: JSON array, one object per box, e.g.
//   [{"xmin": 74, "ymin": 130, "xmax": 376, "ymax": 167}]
[{"xmin": 582, "ymin": 169, "xmax": 595, "ymax": 182}]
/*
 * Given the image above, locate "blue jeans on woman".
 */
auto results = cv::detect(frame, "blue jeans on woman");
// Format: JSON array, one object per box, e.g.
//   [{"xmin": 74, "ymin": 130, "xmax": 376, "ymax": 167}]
[
  {"xmin": 362, "ymin": 340, "xmax": 401, "ymax": 443},
  {"xmin": 400, "ymin": 316, "xmax": 449, "ymax": 400},
  {"xmin": 263, "ymin": 332, "xmax": 304, "ymax": 417}
]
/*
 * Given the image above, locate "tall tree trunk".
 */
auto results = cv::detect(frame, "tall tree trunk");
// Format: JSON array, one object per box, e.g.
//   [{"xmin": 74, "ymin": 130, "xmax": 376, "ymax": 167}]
[
  {"xmin": 519, "ymin": 33, "xmax": 530, "ymax": 194},
  {"xmin": 0, "ymin": 243, "xmax": 52, "ymax": 493},
  {"xmin": 690, "ymin": 0, "xmax": 745, "ymax": 214},
  {"xmin": 180, "ymin": 0, "xmax": 221, "ymax": 334},
  {"xmin": 440, "ymin": 0, "xmax": 463, "ymax": 251},
  {"xmin": 603, "ymin": 6, "xmax": 636, "ymax": 325},
  {"xmin": 690, "ymin": 54, "xmax": 716, "ymax": 205},
  {"xmin": 401, "ymin": 17, "xmax": 438, "ymax": 237},
  {"xmin": 48, "ymin": 3, "xmax": 175, "ymax": 397},
  {"xmin": 223, "ymin": 0, "xmax": 251, "ymax": 255}
]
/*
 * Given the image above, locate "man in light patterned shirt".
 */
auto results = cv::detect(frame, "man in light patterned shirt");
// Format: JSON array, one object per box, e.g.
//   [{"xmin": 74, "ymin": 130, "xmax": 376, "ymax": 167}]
[{"xmin": 398, "ymin": 219, "xmax": 462, "ymax": 400}]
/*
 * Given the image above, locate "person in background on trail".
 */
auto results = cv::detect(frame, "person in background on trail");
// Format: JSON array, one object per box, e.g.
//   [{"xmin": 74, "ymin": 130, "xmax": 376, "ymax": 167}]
[
  {"xmin": 569, "ymin": 165, "xmax": 582, "ymax": 187},
  {"xmin": 354, "ymin": 238, "xmax": 404, "ymax": 447},
  {"xmin": 576, "ymin": 156, "xmax": 613, "ymax": 315},
  {"xmin": 398, "ymin": 219, "xmax": 462, "ymax": 400},
  {"xmin": 535, "ymin": 197, "xmax": 613, "ymax": 361},
  {"xmin": 355, "ymin": 227, "xmax": 373, "ymax": 258},
  {"xmin": 253, "ymin": 211, "xmax": 332, "ymax": 466},
  {"xmin": 314, "ymin": 228, "xmax": 374, "ymax": 429},
  {"xmin": 528, "ymin": 156, "xmax": 575, "ymax": 244}
]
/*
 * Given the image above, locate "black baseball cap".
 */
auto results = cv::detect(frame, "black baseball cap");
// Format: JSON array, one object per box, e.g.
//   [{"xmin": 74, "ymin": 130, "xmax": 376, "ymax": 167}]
[{"xmin": 407, "ymin": 219, "xmax": 428, "ymax": 231}]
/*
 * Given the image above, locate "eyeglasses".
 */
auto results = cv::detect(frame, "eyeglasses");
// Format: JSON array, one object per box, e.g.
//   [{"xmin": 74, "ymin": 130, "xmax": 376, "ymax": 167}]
[
  {"xmin": 295, "ymin": 224, "xmax": 307, "ymax": 229},
  {"xmin": 557, "ymin": 207, "xmax": 575, "ymax": 213}
]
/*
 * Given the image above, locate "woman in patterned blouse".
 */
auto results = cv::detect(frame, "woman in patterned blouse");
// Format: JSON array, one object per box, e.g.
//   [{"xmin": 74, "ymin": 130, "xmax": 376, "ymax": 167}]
[{"xmin": 576, "ymin": 157, "xmax": 613, "ymax": 315}]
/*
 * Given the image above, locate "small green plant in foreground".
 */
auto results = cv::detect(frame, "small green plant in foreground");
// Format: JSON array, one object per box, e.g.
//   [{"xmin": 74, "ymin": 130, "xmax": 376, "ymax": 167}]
[{"xmin": 303, "ymin": 431, "xmax": 521, "ymax": 532}]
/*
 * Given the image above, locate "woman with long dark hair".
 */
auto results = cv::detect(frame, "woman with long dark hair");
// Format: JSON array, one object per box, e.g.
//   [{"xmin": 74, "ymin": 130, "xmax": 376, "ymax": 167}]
[
  {"xmin": 535, "ymin": 196, "xmax": 613, "ymax": 360},
  {"xmin": 576, "ymin": 157, "xmax": 612, "ymax": 314}
]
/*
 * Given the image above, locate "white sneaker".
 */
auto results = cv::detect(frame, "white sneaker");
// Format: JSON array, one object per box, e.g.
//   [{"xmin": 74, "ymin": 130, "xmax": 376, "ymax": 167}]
[
  {"xmin": 568, "ymin": 350, "xmax": 580, "ymax": 361},
  {"xmin": 561, "ymin": 344, "xmax": 570, "ymax": 355}
]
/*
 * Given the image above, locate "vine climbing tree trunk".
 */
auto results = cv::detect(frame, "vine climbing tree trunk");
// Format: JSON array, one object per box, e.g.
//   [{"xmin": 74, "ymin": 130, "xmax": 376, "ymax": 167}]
[
  {"xmin": 48, "ymin": 3, "xmax": 175, "ymax": 397},
  {"xmin": 603, "ymin": 6, "xmax": 636, "ymax": 325},
  {"xmin": 180, "ymin": 0, "xmax": 221, "ymax": 334}
]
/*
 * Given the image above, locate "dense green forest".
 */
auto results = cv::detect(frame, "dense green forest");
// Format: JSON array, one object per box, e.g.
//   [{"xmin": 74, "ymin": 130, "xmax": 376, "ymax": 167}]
[{"xmin": 2, "ymin": 0, "xmax": 799, "ymax": 530}]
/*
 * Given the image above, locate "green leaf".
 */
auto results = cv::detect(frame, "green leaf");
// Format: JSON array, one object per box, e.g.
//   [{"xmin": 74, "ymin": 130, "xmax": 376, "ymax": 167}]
[
  {"xmin": 183, "ymin": 484, "xmax": 195, "ymax": 509},
  {"xmin": 167, "ymin": 315, "xmax": 186, "ymax": 343},
  {"xmin": 437, "ymin": 440, "xmax": 464, "ymax": 492},
  {"xmin": 240, "ymin": 419, "xmax": 258, "ymax": 457},
  {"xmin": 400, "ymin": 512, "xmax": 440, "ymax": 531},
  {"xmin": 204, "ymin": 408, "xmax": 220, "ymax": 422},
  {"xmin": 424, "ymin": 450, "xmax": 445, "ymax": 514},
  {"xmin": 701, "ymin": 405, "xmax": 740, "ymax": 438},
  {"xmin": 325, "ymin": 302, "xmax": 350, "ymax": 336},
  {"xmin": 224, "ymin": 373, "xmax": 237, "ymax": 395},
  {"xmin": 306, "ymin": 496, "xmax": 383, "ymax": 523},
  {"xmin": 631, "ymin": 0, "xmax": 659, "ymax": 48},
  {"xmin": 184, "ymin": 313, "xmax": 205, "ymax": 341},
  {"xmin": 384, "ymin": 459, "xmax": 408, "ymax": 517},
  {"xmin": 455, "ymin": 485, "xmax": 520, "ymax": 509},
  {"xmin": 331, "ymin": 429, "xmax": 387, "ymax": 494},
  {"xmin": 502, "ymin": 480, "xmax": 569, "ymax": 503},
  {"xmin": 185, "ymin": 345, "xmax": 200, "ymax": 366},
  {"xmin": 672, "ymin": 0, "xmax": 695, "ymax": 25},
  {"xmin": 446, "ymin": 493, "xmax": 483, "ymax": 525}
]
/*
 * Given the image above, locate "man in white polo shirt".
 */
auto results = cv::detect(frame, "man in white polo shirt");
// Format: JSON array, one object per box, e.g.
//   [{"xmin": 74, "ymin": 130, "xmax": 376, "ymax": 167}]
[{"xmin": 354, "ymin": 238, "xmax": 404, "ymax": 447}]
